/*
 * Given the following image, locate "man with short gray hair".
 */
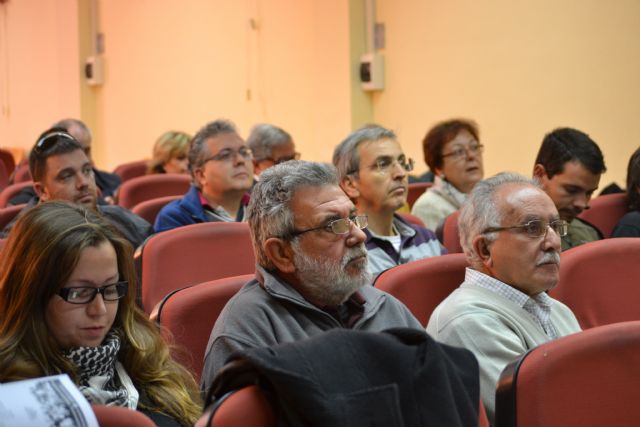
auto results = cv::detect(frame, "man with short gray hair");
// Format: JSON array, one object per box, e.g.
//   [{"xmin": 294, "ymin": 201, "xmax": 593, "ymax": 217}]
[
  {"xmin": 154, "ymin": 119, "xmax": 253, "ymax": 232},
  {"xmin": 201, "ymin": 160, "xmax": 423, "ymax": 393},
  {"xmin": 426, "ymin": 172, "xmax": 581, "ymax": 424},
  {"xmin": 247, "ymin": 123, "xmax": 299, "ymax": 176},
  {"xmin": 333, "ymin": 125, "xmax": 444, "ymax": 278}
]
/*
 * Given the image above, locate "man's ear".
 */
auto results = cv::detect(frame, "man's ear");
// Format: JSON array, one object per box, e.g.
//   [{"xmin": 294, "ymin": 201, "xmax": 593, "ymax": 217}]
[
  {"xmin": 263, "ymin": 237, "xmax": 296, "ymax": 273},
  {"xmin": 532, "ymin": 164, "xmax": 547, "ymax": 181},
  {"xmin": 193, "ymin": 167, "xmax": 206, "ymax": 188},
  {"xmin": 33, "ymin": 181, "xmax": 48, "ymax": 201},
  {"xmin": 472, "ymin": 235, "xmax": 492, "ymax": 267},
  {"xmin": 340, "ymin": 175, "xmax": 360, "ymax": 199}
]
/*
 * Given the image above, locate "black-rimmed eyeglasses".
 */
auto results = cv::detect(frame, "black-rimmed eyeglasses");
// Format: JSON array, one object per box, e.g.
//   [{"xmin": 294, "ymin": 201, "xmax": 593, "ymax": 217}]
[
  {"xmin": 34, "ymin": 131, "xmax": 77, "ymax": 154},
  {"xmin": 58, "ymin": 282, "xmax": 128, "ymax": 304},
  {"xmin": 482, "ymin": 219, "xmax": 568, "ymax": 239},
  {"xmin": 202, "ymin": 146, "xmax": 253, "ymax": 164},
  {"xmin": 284, "ymin": 215, "xmax": 368, "ymax": 239},
  {"xmin": 442, "ymin": 143, "xmax": 484, "ymax": 161},
  {"xmin": 350, "ymin": 156, "xmax": 414, "ymax": 175}
]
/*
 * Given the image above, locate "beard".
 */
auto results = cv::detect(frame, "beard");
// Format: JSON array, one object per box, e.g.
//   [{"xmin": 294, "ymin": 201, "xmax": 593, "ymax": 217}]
[{"xmin": 291, "ymin": 242, "xmax": 371, "ymax": 307}]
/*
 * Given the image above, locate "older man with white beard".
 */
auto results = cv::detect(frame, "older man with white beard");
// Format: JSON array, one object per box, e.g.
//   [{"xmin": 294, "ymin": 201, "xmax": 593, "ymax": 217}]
[
  {"xmin": 201, "ymin": 161, "xmax": 422, "ymax": 393},
  {"xmin": 426, "ymin": 173, "xmax": 582, "ymax": 425}
]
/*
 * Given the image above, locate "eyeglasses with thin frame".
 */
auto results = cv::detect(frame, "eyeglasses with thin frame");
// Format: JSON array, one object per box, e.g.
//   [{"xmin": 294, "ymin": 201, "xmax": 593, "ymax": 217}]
[
  {"xmin": 202, "ymin": 146, "xmax": 253, "ymax": 164},
  {"xmin": 442, "ymin": 143, "xmax": 484, "ymax": 162},
  {"xmin": 263, "ymin": 152, "xmax": 301, "ymax": 165},
  {"xmin": 351, "ymin": 155, "xmax": 414, "ymax": 175},
  {"xmin": 34, "ymin": 131, "xmax": 76, "ymax": 154},
  {"xmin": 482, "ymin": 219, "xmax": 568, "ymax": 239},
  {"xmin": 284, "ymin": 215, "xmax": 368, "ymax": 239},
  {"xmin": 57, "ymin": 282, "xmax": 128, "ymax": 304}
]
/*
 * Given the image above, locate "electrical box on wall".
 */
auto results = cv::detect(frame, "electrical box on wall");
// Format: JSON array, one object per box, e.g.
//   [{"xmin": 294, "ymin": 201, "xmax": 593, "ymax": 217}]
[
  {"xmin": 85, "ymin": 56, "xmax": 104, "ymax": 86},
  {"xmin": 360, "ymin": 53, "xmax": 384, "ymax": 91}
]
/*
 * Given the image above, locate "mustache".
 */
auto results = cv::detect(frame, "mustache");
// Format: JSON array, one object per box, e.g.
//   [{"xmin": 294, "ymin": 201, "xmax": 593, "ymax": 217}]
[
  {"xmin": 341, "ymin": 245, "xmax": 368, "ymax": 268},
  {"xmin": 537, "ymin": 251, "xmax": 560, "ymax": 266}
]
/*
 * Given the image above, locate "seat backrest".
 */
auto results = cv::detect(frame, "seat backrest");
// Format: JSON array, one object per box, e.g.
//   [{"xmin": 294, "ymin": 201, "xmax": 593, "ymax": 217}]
[
  {"xmin": 442, "ymin": 210, "xmax": 463, "ymax": 253},
  {"xmin": 374, "ymin": 253, "xmax": 468, "ymax": 326},
  {"xmin": 153, "ymin": 274, "xmax": 253, "ymax": 384},
  {"xmin": 0, "ymin": 203, "xmax": 25, "ymax": 230},
  {"xmin": 0, "ymin": 181, "xmax": 33, "ymax": 208},
  {"xmin": 113, "ymin": 159, "xmax": 148, "ymax": 182},
  {"xmin": 138, "ymin": 221, "xmax": 255, "ymax": 313},
  {"xmin": 577, "ymin": 192, "xmax": 628, "ymax": 238},
  {"xmin": 116, "ymin": 174, "xmax": 190, "ymax": 209},
  {"xmin": 92, "ymin": 405, "xmax": 157, "ymax": 427},
  {"xmin": 0, "ymin": 148, "xmax": 16, "ymax": 177},
  {"xmin": 495, "ymin": 321, "xmax": 640, "ymax": 427},
  {"xmin": 407, "ymin": 182, "xmax": 433, "ymax": 208},
  {"xmin": 549, "ymin": 237, "xmax": 640, "ymax": 329},
  {"xmin": 12, "ymin": 162, "xmax": 32, "ymax": 183},
  {"xmin": 196, "ymin": 385, "xmax": 277, "ymax": 427},
  {"xmin": 131, "ymin": 195, "xmax": 181, "ymax": 225}
]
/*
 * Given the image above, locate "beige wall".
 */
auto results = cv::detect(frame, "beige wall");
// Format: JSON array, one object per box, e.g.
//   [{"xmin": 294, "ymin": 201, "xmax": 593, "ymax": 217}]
[
  {"xmin": 1, "ymin": 0, "xmax": 639, "ymax": 189},
  {"xmin": 375, "ymin": 0, "xmax": 640, "ymax": 188}
]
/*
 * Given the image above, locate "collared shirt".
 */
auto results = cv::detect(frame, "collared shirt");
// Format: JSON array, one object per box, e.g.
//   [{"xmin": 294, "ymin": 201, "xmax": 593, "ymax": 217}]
[
  {"xmin": 198, "ymin": 191, "xmax": 245, "ymax": 222},
  {"xmin": 465, "ymin": 268, "xmax": 558, "ymax": 339},
  {"xmin": 322, "ymin": 292, "xmax": 366, "ymax": 328}
]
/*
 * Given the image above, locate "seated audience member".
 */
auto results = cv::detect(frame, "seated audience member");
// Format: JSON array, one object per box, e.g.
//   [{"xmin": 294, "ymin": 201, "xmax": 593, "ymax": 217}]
[
  {"xmin": 426, "ymin": 173, "xmax": 581, "ymax": 424},
  {"xmin": 154, "ymin": 120, "xmax": 253, "ymax": 232},
  {"xmin": 411, "ymin": 119, "xmax": 484, "ymax": 231},
  {"xmin": 147, "ymin": 131, "xmax": 191, "ymax": 175},
  {"xmin": 9, "ymin": 118, "xmax": 121, "ymax": 205},
  {"xmin": 1, "ymin": 128, "xmax": 153, "ymax": 248},
  {"xmin": 247, "ymin": 123, "xmax": 299, "ymax": 177},
  {"xmin": 612, "ymin": 147, "xmax": 640, "ymax": 237},
  {"xmin": 533, "ymin": 127, "xmax": 607, "ymax": 249},
  {"xmin": 0, "ymin": 202, "xmax": 201, "ymax": 426},
  {"xmin": 201, "ymin": 161, "xmax": 423, "ymax": 393},
  {"xmin": 333, "ymin": 125, "xmax": 445, "ymax": 278}
]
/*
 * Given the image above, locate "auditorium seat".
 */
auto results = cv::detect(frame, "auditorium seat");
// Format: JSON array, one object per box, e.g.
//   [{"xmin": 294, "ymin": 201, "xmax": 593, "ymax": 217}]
[
  {"xmin": 550, "ymin": 237, "xmax": 640, "ymax": 329},
  {"xmin": 0, "ymin": 148, "xmax": 16, "ymax": 177},
  {"xmin": 92, "ymin": 405, "xmax": 156, "ymax": 427},
  {"xmin": 113, "ymin": 159, "xmax": 148, "ymax": 182},
  {"xmin": 152, "ymin": 274, "xmax": 252, "ymax": 384},
  {"xmin": 577, "ymin": 192, "xmax": 628, "ymax": 238},
  {"xmin": 116, "ymin": 174, "xmax": 190, "ymax": 209},
  {"xmin": 131, "ymin": 195, "xmax": 181, "ymax": 225},
  {"xmin": 11, "ymin": 162, "xmax": 31, "ymax": 183},
  {"xmin": 441, "ymin": 210, "xmax": 463, "ymax": 253},
  {"xmin": 398, "ymin": 212, "xmax": 426, "ymax": 227},
  {"xmin": 136, "ymin": 221, "xmax": 255, "ymax": 313},
  {"xmin": 196, "ymin": 385, "xmax": 276, "ymax": 427},
  {"xmin": 495, "ymin": 321, "xmax": 640, "ymax": 427},
  {"xmin": 374, "ymin": 253, "xmax": 468, "ymax": 326},
  {"xmin": 407, "ymin": 182, "xmax": 432, "ymax": 208}
]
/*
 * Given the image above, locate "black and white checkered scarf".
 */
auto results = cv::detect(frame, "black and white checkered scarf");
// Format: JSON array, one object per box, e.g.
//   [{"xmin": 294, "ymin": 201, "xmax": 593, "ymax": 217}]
[{"xmin": 64, "ymin": 330, "xmax": 139, "ymax": 408}]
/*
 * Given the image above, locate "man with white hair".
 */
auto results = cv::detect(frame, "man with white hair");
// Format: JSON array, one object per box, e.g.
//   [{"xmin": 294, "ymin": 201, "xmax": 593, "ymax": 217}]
[
  {"xmin": 201, "ymin": 161, "xmax": 422, "ymax": 393},
  {"xmin": 426, "ymin": 172, "xmax": 581, "ymax": 424}
]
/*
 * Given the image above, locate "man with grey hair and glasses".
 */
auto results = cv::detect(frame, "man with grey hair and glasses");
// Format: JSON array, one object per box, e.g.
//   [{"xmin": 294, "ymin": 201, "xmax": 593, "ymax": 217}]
[
  {"xmin": 426, "ymin": 172, "xmax": 581, "ymax": 424},
  {"xmin": 154, "ymin": 119, "xmax": 254, "ymax": 232},
  {"xmin": 333, "ymin": 125, "xmax": 445, "ymax": 278},
  {"xmin": 247, "ymin": 123, "xmax": 300, "ymax": 177},
  {"xmin": 201, "ymin": 160, "xmax": 423, "ymax": 392}
]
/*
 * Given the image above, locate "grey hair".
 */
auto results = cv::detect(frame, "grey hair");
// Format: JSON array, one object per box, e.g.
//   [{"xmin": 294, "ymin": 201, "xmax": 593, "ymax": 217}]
[
  {"xmin": 188, "ymin": 119, "xmax": 237, "ymax": 185},
  {"xmin": 247, "ymin": 161, "xmax": 339, "ymax": 269},
  {"xmin": 247, "ymin": 124, "xmax": 292, "ymax": 161},
  {"xmin": 458, "ymin": 172, "xmax": 539, "ymax": 267},
  {"xmin": 332, "ymin": 124, "xmax": 397, "ymax": 180},
  {"xmin": 52, "ymin": 118, "xmax": 91, "ymax": 146}
]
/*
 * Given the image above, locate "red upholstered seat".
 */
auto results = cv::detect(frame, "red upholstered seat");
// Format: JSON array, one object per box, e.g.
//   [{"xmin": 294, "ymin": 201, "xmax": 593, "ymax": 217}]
[
  {"xmin": 0, "ymin": 181, "xmax": 33, "ymax": 208},
  {"xmin": 550, "ymin": 237, "xmax": 640, "ymax": 329},
  {"xmin": 407, "ymin": 182, "xmax": 432, "ymax": 208},
  {"xmin": 116, "ymin": 174, "xmax": 190, "ymax": 209},
  {"xmin": 131, "ymin": 195, "xmax": 181, "ymax": 225},
  {"xmin": 11, "ymin": 162, "xmax": 32, "ymax": 183},
  {"xmin": 374, "ymin": 253, "xmax": 468, "ymax": 326},
  {"xmin": 92, "ymin": 405, "xmax": 156, "ymax": 427},
  {"xmin": 442, "ymin": 210, "xmax": 463, "ymax": 253},
  {"xmin": 196, "ymin": 385, "xmax": 276, "ymax": 427},
  {"xmin": 113, "ymin": 159, "xmax": 148, "ymax": 182},
  {"xmin": 398, "ymin": 212, "xmax": 426, "ymax": 227},
  {"xmin": 577, "ymin": 192, "xmax": 628, "ymax": 238},
  {"xmin": 152, "ymin": 274, "xmax": 253, "ymax": 385},
  {"xmin": 495, "ymin": 321, "xmax": 640, "ymax": 427},
  {"xmin": 137, "ymin": 221, "xmax": 255, "ymax": 313}
]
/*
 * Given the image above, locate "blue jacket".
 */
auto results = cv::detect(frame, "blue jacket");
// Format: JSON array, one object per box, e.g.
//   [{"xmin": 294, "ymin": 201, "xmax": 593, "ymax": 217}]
[{"xmin": 154, "ymin": 185, "xmax": 246, "ymax": 232}]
